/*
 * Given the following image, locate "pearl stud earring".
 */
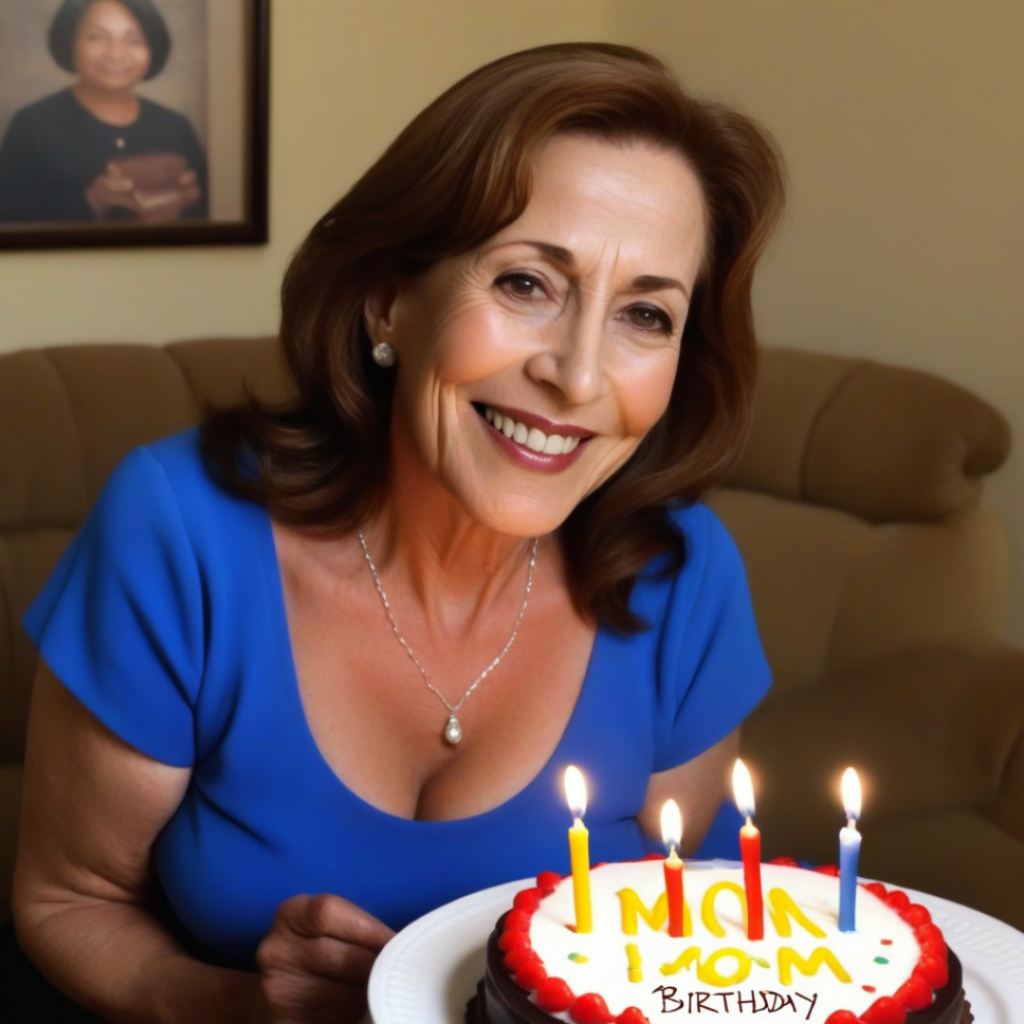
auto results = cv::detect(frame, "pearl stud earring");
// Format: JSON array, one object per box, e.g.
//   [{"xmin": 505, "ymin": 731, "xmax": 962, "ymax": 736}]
[{"xmin": 372, "ymin": 342, "xmax": 396, "ymax": 368}]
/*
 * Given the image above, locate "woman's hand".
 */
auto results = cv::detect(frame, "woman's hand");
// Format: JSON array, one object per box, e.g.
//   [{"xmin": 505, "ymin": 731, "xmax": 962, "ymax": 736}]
[
  {"xmin": 255, "ymin": 893, "xmax": 395, "ymax": 1024},
  {"xmin": 172, "ymin": 168, "xmax": 201, "ymax": 214},
  {"xmin": 85, "ymin": 162, "xmax": 137, "ymax": 216}
]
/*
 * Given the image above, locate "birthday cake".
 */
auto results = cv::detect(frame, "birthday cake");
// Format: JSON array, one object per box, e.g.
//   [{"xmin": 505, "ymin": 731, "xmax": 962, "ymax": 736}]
[{"xmin": 466, "ymin": 859, "xmax": 970, "ymax": 1024}]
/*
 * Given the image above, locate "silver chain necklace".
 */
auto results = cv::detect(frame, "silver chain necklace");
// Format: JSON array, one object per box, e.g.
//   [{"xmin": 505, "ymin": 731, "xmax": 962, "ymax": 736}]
[{"xmin": 356, "ymin": 530, "xmax": 538, "ymax": 746}]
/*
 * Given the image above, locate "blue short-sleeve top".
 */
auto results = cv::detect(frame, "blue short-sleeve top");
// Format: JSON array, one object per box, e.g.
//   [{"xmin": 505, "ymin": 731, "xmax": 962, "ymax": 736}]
[{"xmin": 24, "ymin": 429, "xmax": 770, "ymax": 968}]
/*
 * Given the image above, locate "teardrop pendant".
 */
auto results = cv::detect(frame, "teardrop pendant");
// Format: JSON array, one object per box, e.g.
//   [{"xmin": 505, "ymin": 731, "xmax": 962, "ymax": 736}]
[{"xmin": 444, "ymin": 715, "xmax": 463, "ymax": 745}]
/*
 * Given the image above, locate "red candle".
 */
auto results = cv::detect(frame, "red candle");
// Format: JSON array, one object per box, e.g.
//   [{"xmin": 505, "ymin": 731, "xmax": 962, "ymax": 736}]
[
  {"xmin": 664, "ymin": 850, "xmax": 684, "ymax": 937},
  {"xmin": 733, "ymin": 760, "xmax": 764, "ymax": 941},
  {"xmin": 660, "ymin": 799, "xmax": 685, "ymax": 938}
]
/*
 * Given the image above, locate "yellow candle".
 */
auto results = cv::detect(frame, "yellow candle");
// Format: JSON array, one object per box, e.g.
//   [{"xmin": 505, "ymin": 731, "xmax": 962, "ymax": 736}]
[{"xmin": 564, "ymin": 766, "xmax": 593, "ymax": 933}]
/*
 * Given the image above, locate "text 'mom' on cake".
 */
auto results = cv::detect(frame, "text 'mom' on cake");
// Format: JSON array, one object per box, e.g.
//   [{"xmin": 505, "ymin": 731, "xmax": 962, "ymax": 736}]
[{"xmin": 467, "ymin": 860, "xmax": 971, "ymax": 1024}]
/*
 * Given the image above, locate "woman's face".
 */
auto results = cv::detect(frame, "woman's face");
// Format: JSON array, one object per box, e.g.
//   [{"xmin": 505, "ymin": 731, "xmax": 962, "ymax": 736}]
[
  {"xmin": 368, "ymin": 134, "xmax": 707, "ymax": 539},
  {"xmin": 73, "ymin": 0, "xmax": 151, "ymax": 92}
]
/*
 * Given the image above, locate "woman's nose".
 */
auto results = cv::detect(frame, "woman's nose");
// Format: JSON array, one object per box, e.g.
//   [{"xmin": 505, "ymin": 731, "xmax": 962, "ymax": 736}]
[
  {"xmin": 525, "ymin": 310, "xmax": 610, "ymax": 407},
  {"xmin": 99, "ymin": 37, "xmax": 128, "ymax": 59}
]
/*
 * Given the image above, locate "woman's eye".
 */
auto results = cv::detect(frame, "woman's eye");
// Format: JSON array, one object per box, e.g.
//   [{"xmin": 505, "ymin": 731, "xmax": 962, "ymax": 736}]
[
  {"xmin": 497, "ymin": 273, "xmax": 544, "ymax": 299},
  {"xmin": 627, "ymin": 305, "xmax": 674, "ymax": 334}
]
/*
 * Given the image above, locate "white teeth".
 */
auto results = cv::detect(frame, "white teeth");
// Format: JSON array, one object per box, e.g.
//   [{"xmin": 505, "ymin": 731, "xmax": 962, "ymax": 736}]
[
  {"xmin": 526, "ymin": 428, "xmax": 546, "ymax": 452},
  {"xmin": 482, "ymin": 405, "xmax": 582, "ymax": 456}
]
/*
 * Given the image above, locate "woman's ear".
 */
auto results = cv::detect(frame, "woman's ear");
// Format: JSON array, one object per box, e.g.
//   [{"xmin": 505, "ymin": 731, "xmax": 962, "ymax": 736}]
[{"xmin": 363, "ymin": 279, "xmax": 401, "ymax": 349}]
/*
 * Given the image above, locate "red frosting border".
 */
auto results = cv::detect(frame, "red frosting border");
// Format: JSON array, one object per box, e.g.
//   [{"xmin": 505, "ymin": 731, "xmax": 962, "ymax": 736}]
[{"xmin": 497, "ymin": 855, "xmax": 949, "ymax": 1024}]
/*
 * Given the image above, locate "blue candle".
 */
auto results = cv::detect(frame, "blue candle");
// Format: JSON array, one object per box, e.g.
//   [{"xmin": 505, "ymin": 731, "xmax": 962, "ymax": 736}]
[{"xmin": 838, "ymin": 767, "xmax": 862, "ymax": 933}]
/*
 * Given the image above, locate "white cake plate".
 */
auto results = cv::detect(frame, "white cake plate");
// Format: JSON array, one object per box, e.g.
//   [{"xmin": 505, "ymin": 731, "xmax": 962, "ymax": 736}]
[{"xmin": 366, "ymin": 866, "xmax": 1024, "ymax": 1024}]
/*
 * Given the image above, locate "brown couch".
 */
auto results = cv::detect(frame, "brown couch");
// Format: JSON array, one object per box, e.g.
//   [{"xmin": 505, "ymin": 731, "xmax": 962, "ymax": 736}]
[{"xmin": 1, "ymin": 338, "xmax": 1021, "ymax": 930}]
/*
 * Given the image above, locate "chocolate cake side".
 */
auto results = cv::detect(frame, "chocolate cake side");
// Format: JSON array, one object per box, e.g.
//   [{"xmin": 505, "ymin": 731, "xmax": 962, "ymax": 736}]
[{"xmin": 467, "ymin": 912, "xmax": 971, "ymax": 1024}]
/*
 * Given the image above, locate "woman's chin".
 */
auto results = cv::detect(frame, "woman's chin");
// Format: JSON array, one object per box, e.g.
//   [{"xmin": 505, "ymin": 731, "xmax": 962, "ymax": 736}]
[
  {"xmin": 449, "ymin": 493, "xmax": 576, "ymax": 541},
  {"xmin": 79, "ymin": 72, "xmax": 146, "ymax": 93}
]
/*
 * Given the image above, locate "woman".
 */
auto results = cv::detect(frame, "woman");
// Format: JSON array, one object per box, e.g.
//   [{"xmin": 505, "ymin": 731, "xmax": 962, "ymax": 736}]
[
  {"xmin": 0, "ymin": 0, "xmax": 206, "ymax": 224},
  {"xmin": 12, "ymin": 43, "xmax": 784, "ymax": 1024}
]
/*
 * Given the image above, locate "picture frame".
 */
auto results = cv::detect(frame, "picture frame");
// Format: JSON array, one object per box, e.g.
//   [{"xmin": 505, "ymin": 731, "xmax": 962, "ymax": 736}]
[{"xmin": 0, "ymin": 0, "xmax": 269, "ymax": 249}]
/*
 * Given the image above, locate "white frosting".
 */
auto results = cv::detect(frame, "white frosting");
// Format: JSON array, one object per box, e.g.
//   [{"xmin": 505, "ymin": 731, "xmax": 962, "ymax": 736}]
[{"xmin": 524, "ymin": 862, "xmax": 923, "ymax": 1022}]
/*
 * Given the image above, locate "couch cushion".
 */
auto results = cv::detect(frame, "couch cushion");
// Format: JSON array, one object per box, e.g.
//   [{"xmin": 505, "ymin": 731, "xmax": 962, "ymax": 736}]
[
  {"xmin": 0, "ymin": 531, "xmax": 78, "ymax": 762},
  {"xmin": 0, "ymin": 350, "xmax": 89, "ymax": 533},
  {"xmin": 864, "ymin": 811, "xmax": 1024, "ymax": 931},
  {"xmin": 166, "ymin": 336, "xmax": 293, "ymax": 409},
  {"xmin": 710, "ymin": 489, "xmax": 1008, "ymax": 690},
  {"xmin": 741, "ymin": 646, "xmax": 1024, "ymax": 859},
  {"xmin": 728, "ymin": 346, "xmax": 859, "ymax": 502},
  {"xmin": 0, "ymin": 763, "xmax": 23, "ymax": 918},
  {"xmin": 827, "ymin": 507, "xmax": 1009, "ymax": 672},
  {"xmin": 727, "ymin": 347, "xmax": 1011, "ymax": 523},
  {"xmin": 707, "ymin": 488, "xmax": 866, "ymax": 695},
  {"xmin": 803, "ymin": 361, "xmax": 1010, "ymax": 522},
  {"xmin": 43, "ymin": 346, "xmax": 199, "ymax": 504}
]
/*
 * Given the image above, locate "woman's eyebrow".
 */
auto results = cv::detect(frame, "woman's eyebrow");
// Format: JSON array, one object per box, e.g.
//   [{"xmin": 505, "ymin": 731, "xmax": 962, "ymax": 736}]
[
  {"xmin": 519, "ymin": 239, "xmax": 575, "ymax": 266},
  {"xmin": 629, "ymin": 274, "xmax": 690, "ymax": 300}
]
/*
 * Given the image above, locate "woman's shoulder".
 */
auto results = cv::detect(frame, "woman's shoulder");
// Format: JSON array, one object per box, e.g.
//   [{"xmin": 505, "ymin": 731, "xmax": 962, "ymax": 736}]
[
  {"xmin": 136, "ymin": 96, "xmax": 198, "ymax": 132},
  {"xmin": 5, "ymin": 88, "xmax": 78, "ymax": 127},
  {"xmin": 134, "ymin": 99, "xmax": 204, "ymax": 161},
  {"xmin": 628, "ymin": 502, "xmax": 747, "ymax": 617},
  {"xmin": 142, "ymin": 425, "xmax": 207, "ymax": 475},
  {"xmin": 109, "ymin": 428, "xmax": 259, "ymax": 532},
  {"xmin": 667, "ymin": 501, "xmax": 741, "ymax": 568}
]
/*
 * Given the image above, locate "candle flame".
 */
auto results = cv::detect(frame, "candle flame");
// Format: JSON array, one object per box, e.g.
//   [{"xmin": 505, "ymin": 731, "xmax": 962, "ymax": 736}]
[
  {"xmin": 732, "ymin": 759, "xmax": 756, "ymax": 819},
  {"xmin": 660, "ymin": 798, "xmax": 683, "ymax": 848},
  {"xmin": 564, "ymin": 765, "xmax": 587, "ymax": 818},
  {"xmin": 842, "ymin": 767, "xmax": 862, "ymax": 820}
]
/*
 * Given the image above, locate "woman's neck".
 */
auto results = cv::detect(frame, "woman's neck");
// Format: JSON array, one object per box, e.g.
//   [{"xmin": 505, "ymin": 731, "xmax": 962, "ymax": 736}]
[
  {"xmin": 364, "ymin": 433, "xmax": 543, "ymax": 642},
  {"xmin": 72, "ymin": 81, "xmax": 140, "ymax": 126}
]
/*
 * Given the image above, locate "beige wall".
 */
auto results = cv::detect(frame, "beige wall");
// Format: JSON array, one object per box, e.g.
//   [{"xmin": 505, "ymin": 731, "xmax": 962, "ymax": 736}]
[
  {"xmin": 613, "ymin": 0, "xmax": 1024, "ymax": 645},
  {"xmin": 1, "ymin": 0, "xmax": 1021, "ymax": 642}
]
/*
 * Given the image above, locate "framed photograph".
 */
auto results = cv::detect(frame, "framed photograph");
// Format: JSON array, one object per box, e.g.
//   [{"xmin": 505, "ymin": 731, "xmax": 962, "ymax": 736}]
[{"xmin": 0, "ymin": 0, "xmax": 269, "ymax": 249}]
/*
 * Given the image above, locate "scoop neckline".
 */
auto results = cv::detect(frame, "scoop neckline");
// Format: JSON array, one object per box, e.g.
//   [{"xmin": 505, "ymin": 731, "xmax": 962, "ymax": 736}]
[
  {"xmin": 258, "ymin": 510, "xmax": 602, "ymax": 836},
  {"xmin": 66, "ymin": 86, "xmax": 143, "ymax": 129}
]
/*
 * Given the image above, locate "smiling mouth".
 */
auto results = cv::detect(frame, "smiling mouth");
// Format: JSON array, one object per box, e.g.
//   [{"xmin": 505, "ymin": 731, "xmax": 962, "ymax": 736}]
[{"xmin": 474, "ymin": 403, "xmax": 586, "ymax": 456}]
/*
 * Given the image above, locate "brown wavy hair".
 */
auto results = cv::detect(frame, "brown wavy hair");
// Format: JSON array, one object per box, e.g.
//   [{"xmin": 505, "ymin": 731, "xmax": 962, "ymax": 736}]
[{"xmin": 203, "ymin": 42, "xmax": 785, "ymax": 632}]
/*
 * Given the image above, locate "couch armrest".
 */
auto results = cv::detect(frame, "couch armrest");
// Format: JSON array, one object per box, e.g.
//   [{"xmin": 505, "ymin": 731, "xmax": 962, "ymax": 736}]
[
  {"xmin": 728, "ymin": 347, "xmax": 1011, "ymax": 522},
  {"xmin": 166, "ymin": 336, "xmax": 294, "ymax": 410},
  {"xmin": 740, "ymin": 645, "xmax": 1024, "ymax": 864}
]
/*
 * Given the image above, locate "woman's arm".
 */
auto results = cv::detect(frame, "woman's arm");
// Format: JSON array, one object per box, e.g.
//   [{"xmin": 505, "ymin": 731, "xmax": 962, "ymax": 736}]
[
  {"xmin": 13, "ymin": 662, "xmax": 264, "ymax": 1024},
  {"xmin": 0, "ymin": 110, "xmax": 46, "ymax": 222},
  {"xmin": 637, "ymin": 728, "xmax": 739, "ymax": 855},
  {"xmin": 15, "ymin": 662, "xmax": 394, "ymax": 1024}
]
